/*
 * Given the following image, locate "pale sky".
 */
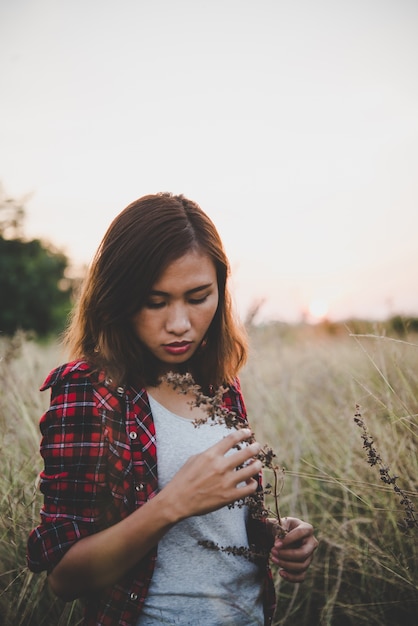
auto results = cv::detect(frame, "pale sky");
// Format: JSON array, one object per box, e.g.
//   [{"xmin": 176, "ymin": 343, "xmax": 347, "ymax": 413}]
[{"xmin": 1, "ymin": 0, "xmax": 418, "ymax": 323}]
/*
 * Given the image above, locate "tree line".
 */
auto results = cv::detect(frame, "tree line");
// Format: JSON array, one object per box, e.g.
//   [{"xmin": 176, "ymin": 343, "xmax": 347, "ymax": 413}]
[{"xmin": 0, "ymin": 184, "xmax": 75, "ymax": 336}]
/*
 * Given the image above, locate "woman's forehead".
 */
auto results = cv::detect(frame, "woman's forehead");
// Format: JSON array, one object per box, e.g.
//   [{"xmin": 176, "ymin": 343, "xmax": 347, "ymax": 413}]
[{"xmin": 151, "ymin": 251, "xmax": 217, "ymax": 293}]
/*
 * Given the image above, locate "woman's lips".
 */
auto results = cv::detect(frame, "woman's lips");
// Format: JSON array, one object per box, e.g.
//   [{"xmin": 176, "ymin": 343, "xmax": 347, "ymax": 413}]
[{"xmin": 162, "ymin": 341, "xmax": 192, "ymax": 355}]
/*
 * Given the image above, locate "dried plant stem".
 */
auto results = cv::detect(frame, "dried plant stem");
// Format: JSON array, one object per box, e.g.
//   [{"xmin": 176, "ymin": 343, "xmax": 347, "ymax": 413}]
[
  {"xmin": 354, "ymin": 404, "xmax": 417, "ymax": 531},
  {"xmin": 273, "ymin": 464, "xmax": 282, "ymax": 524}
]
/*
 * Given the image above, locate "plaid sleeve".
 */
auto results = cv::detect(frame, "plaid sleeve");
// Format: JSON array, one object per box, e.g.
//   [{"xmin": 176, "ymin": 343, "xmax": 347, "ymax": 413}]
[{"xmin": 27, "ymin": 362, "xmax": 113, "ymax": 573}]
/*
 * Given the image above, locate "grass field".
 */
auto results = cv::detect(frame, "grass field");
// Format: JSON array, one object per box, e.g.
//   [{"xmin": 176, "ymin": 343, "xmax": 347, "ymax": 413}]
[{"xmin": 0, "ymin": 322, "xmax": 417, "ymax": 625}]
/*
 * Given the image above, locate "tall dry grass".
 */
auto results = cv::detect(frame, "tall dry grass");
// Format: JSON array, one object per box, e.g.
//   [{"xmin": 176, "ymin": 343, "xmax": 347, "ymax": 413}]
[
  {"xmin": 241, "ymin": 322, "xmax": 418, "ymax": 626},
  {"xmin": 0, "ymin": 333, "xmax": 83, "ymax": 625},
  {"xmin": 0, "ymin": 324, "xmax": 417, "ymax": 625}
]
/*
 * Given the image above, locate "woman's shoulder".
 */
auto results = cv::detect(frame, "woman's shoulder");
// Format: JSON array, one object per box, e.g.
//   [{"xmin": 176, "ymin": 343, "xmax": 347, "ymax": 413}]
[
  {"xmin": 39, "ymin": 360, "xmax": 127, "ymax": 432},
  {"xmin": 40, "ymin": 360, "xmax": 129, "ymax": 416},
  {"xmin": 40, "ymin": 359, "xmax": 93, "ymax": 391}
]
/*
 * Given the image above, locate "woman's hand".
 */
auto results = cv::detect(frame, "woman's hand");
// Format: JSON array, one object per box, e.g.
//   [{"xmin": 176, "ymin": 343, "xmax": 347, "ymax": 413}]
[
  {"xmin": 162, "ymin": 428, "xmax": 262, "ymax": 521},
  {"xmin": 269, "ymin": 517, "xmax": 318, "ymax": 582}
]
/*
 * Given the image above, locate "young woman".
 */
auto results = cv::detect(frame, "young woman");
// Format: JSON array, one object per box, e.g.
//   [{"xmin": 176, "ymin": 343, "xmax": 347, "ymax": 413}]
[{"xmin": 27, "ymin": 193, "xmax": 318, "ymax": 626}]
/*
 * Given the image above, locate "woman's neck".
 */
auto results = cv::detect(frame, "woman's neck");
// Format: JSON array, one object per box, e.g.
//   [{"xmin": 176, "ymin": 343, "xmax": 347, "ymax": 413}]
[{"xmin": 147, "ymin": 379, "xmax": 208, "ymax": 421}]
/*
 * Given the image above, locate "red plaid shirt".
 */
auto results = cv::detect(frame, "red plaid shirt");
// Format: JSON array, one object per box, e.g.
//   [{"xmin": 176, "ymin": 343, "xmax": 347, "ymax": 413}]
[{"xmin": 27, "ymin": 360, "xmax": 276, "ymax": 625}]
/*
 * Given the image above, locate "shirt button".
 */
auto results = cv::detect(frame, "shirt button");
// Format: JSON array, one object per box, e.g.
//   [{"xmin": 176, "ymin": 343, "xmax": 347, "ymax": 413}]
[
  {"xmin": 116, "ymin": 386, "xmax": 125, "ymax": 396},
  {"xmin": 130, "ymin": 592, "xmax": 138, "ymax": 601},
  {"xmin": 135, "ymin": 483, "xmax": 145, "ymax": 491},
  {"xmin": 129, "ymin": 431, "xmax": 137, "ymax": 440}
]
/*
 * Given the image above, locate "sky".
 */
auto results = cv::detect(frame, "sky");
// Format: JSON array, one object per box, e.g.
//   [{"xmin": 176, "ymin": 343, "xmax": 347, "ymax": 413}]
[{"xmin": 1, "ymin": 0, "xmax": 418, "ymax": 323}]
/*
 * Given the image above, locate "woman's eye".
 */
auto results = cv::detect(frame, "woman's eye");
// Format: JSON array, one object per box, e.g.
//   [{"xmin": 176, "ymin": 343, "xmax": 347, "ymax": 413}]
[
  {"xmin": 145, "ymin": 301, "xmax": 165, "ymax": 309},
  {"xmin": 189, "ymin": 295, "xmax": 208, "ymax": 305}
]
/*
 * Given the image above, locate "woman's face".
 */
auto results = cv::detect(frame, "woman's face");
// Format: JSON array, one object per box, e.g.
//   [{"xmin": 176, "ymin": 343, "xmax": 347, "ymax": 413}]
[{"xmin": 132, "ymin": 250, "xmax": 219, "ymax": 369}]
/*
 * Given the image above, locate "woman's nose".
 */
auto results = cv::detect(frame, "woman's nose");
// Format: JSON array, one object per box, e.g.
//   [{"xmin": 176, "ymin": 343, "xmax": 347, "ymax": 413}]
[{"xmin": 165, "ymin": 304, "xmax": 192, "ymax": 334}]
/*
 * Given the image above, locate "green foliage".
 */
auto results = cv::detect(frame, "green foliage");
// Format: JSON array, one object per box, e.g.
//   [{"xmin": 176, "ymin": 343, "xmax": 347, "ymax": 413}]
[
  {"xmin": 0, "ymin": 184, "xmax": 73, "ymax": 336},
  {"xmin": 388, "ymin": 315, "xmax": 418, "ymax": 337},
  {"xmin": 0, "ymin": 236, "xmax": 72, "ymax": 336}
]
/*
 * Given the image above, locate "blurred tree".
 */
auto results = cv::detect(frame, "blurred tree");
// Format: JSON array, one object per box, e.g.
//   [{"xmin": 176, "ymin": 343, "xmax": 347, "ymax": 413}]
[
  {"xmin": 0, "ymin": 184, "xmax": 73, "ymax": 336},
  {"xmin": 0, "ymin": 183, "xmax": 26, "ymax": 239}
]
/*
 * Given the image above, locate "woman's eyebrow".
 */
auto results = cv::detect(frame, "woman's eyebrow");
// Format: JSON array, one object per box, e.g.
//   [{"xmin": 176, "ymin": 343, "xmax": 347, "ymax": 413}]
[{"xmin": 149, "ymin": 283, "xmax": 214, "ymax": 297}]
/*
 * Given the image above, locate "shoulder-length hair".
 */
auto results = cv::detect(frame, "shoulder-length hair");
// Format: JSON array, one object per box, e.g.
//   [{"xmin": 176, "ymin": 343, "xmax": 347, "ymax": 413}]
[{"xmin": 64, "ymin": 193, "xmax": 248, "ymax": 390}]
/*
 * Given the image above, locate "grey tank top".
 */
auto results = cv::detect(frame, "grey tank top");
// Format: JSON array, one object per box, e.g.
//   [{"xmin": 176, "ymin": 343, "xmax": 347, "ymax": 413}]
[{"xmin": 136, "ymin": 394, "xmax": 264, "ymax": 626}]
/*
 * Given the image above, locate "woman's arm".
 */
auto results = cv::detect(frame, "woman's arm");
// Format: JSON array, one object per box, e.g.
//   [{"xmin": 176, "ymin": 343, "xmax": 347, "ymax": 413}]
[{"xmin": 48, "ymin": 427, "xmax": 262, "ymax": 600}]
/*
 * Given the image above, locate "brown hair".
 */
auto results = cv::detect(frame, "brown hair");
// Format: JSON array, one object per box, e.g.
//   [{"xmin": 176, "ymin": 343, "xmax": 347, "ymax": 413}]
[{"xmin": 64, "ymin": 193, "xmax": 248, "ymax": 389}]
